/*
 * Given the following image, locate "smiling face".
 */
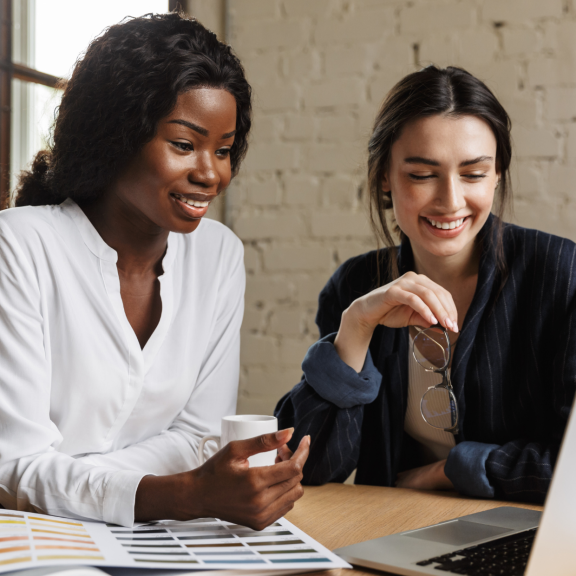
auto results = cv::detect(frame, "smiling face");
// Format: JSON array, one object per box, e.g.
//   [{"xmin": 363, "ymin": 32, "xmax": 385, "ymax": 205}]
[
  {"xmin": 109, "ymin": 87, "xmax": 237, "ymax": 234},
  {"xmin": 384, "ymin": 114, "xmax": 499, "ymax": 265}
]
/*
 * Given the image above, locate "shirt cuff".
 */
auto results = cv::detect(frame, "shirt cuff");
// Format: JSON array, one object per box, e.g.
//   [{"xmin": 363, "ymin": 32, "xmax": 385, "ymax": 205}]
[
  {"xmin": 445, "ymin": 441, "xmax": 499, "ymax": 499},
  {"xmin": 301, "ymin": 333, "xmax": 382, "ymax": 409},
  {"xmin": 102, "ymin": 470, "xmax": 150, "ymax": 527}
]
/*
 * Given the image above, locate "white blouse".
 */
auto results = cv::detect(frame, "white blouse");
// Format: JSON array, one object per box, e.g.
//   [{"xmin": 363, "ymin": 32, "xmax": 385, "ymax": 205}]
[{"xmin": 0, "ymin": 199, "xmax": 245, "ymax": 527}]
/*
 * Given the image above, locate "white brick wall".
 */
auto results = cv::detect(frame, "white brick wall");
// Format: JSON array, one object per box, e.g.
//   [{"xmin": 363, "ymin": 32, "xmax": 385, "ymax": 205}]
[{"xmin": 188, "ymin": 0, "xmax": 576, "ymax": 415}]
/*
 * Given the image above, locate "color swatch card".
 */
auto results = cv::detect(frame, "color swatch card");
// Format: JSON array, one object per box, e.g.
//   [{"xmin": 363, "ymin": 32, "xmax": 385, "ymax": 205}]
[{"xmin": 0, "ymin": 510, "xmax": 350, "ymax": 572}]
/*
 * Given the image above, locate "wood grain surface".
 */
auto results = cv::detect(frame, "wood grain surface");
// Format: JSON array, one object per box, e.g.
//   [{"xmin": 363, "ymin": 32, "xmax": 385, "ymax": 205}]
[{"xmin": 284, "ymin": 483, "xmax": 544, "ymax": 576}]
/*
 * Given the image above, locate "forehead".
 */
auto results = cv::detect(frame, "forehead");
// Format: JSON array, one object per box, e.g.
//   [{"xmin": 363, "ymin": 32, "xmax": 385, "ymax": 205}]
[
  {"xmin": 391, "ymin": 114, "xmax": 497, "ymax": 163},
  {"xmin": 167, "ymin": 88, "xmax": 237, "ymax": 128}
]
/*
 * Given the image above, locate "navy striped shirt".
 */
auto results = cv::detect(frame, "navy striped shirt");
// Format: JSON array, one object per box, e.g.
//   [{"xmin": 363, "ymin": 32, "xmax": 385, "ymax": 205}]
[{"xmin": 275, "ymin": 215, "xmax": 576, "ymax": 503}]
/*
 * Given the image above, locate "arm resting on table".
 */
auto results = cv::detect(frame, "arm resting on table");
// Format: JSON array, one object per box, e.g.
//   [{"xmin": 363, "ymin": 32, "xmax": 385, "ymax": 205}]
[{"xmin": 275, "ymin": 278, "xmax": 382, "ymax": 485}]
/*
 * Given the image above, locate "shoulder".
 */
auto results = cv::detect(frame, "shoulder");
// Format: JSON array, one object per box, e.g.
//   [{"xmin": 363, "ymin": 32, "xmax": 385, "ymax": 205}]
[
  {"xmin": 501, "ymin": 222, "xmax": 576, "ymax": 308},
  {"xmin": 0, "ymin": 204, "xmax": 66, "ymax": 252},
  {"xmin": 0, "ymin": 203, "xmax": 62, "ymax": 230},
  {"xmin": 502, "ymin": 221, "xmax": 576, "ymax": 272}
]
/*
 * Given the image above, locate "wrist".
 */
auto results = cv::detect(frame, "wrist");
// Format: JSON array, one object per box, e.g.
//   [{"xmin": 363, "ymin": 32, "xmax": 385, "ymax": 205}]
[
  {"xmin": 339, "ymin": 302, "xmax": 376, "ymax": 344},
  {"xmin": 435, "ymin": 459, "xmax": 454, "ymax": 490},
  {"xmin": 334, "ymin": 303, "xmax": 376, "ymax": 373},
  {"xmin": 134, "ymin": 475, "xmax": 167, "ymax": 522},
  {"xmin": 171, "ymin": 469, "xmax": 206, "ymax": 520},
  {"xmin": 135, "ymin": 471, "xmax": 203, "ymax": 522}
]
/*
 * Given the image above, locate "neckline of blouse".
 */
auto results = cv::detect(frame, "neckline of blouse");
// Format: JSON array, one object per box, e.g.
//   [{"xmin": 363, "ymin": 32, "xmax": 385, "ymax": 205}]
[{"xmin": 61, "ymin": 197, "xmax": 179, "ymax": 273}]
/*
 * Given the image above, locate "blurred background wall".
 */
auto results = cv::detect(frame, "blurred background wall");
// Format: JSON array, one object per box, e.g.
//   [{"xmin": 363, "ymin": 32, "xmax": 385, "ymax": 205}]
[{"xmin": 4, "ymin": 0, "xmax": 576, "ymax": 416}]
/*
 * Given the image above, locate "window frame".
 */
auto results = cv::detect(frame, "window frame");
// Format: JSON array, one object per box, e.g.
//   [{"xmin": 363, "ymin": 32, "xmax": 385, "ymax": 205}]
[{"xmin": 0, "ymin": 0, "xmax": 62, "ymax": 208}]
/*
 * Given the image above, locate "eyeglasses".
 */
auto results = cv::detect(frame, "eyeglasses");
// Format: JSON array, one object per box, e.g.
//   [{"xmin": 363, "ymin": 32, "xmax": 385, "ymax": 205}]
[{"xmin": 412, "ymin": 325, "xmax": 459, "ymax": 435}]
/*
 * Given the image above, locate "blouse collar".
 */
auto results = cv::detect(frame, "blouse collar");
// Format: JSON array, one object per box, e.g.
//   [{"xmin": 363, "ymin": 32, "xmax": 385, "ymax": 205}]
[{"xmin": 61, "ymin": 197, "xmax": 178, "ymax": 272}]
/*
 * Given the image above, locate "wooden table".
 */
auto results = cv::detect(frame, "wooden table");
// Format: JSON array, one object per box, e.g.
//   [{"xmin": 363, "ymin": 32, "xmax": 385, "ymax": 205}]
[{"xmin": 285, "ymin": 484, "xmax": 543, "ymax": 575}]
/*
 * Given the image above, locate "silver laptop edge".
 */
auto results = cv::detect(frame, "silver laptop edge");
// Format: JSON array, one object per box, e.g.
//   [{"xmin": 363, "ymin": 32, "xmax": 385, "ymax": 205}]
[{"xmin": 335, "ymin": 506, "xmax": 540, "ymax": 575}]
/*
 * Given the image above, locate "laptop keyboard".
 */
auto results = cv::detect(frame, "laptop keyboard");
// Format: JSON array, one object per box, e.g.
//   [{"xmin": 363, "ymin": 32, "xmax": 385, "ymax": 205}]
[{"xmin": 415, "ymin": 527, "xmax": 537, "ymax": 575}]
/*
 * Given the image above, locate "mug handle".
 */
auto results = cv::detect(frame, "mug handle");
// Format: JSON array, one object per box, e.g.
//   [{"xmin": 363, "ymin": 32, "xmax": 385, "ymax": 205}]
[{"xmin": 198, "ymin": 435, "xmax": 221, "ymax": 465}]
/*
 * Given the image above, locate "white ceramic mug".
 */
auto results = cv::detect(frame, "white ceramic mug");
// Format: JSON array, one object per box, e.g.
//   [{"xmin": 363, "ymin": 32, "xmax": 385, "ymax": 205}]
[{"xmin": 198, "ymin": 415, "xmax": 278, "ymax": 467}]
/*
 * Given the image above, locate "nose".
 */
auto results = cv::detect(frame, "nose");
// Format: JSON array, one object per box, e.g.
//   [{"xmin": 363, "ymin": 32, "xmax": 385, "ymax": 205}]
[
  {"xmin": 437, "ymin": 174, "xmax": 466, "ymax": 213},
  {"xmin": 189, "ymin": 150, "xmax": 219, "ymax": 188}
]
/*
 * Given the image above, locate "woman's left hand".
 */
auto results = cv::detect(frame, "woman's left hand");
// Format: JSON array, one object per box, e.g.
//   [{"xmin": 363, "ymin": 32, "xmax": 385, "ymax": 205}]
[{"xmin": 395, "ymin": 460, "xmax": 454, "ymax": 491}]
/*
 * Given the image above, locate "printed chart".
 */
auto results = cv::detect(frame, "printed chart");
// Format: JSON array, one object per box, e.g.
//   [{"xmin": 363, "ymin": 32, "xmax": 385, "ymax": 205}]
[
  {"xmin": 0, "ymin": 511, "xmax": 104, "ymax": 569},
  {"xmin": 0, "ymin": 510, "xmax": 350, "ymax": 572}
]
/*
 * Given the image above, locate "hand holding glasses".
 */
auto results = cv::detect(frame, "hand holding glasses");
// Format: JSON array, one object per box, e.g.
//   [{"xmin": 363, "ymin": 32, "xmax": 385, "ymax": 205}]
[{"xmin": 412, "ymin": 324, "xmax": 459, "ymax": 434}]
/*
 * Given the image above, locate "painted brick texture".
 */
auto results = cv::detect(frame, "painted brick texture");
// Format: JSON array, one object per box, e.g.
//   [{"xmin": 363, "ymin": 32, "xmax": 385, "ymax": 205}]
[{"xmin": 220, "ymin": 0, "xmax": 576, "ymax": 415}]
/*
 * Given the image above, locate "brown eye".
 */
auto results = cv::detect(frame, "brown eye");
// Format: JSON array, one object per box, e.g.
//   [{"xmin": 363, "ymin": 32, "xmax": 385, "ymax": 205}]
[{"xmin": 171, "ymin": 141, "xmax": 193, "ymax": 151}]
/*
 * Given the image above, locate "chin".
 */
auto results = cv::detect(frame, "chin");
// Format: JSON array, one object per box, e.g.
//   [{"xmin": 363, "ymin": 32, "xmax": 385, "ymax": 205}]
[
  {"xmin": 427, "ymin": 236, "xmax": 475, "ymax": 257},
  {"xmin": 171, "ymin": 218, "xmax": 203, "ymax": 234}
]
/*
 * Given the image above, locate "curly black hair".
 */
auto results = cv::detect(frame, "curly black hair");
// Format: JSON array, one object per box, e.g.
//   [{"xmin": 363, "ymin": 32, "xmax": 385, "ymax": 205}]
[{"xmin": 14, "ymin": 12, "xmax": 252, "ymax": 207}]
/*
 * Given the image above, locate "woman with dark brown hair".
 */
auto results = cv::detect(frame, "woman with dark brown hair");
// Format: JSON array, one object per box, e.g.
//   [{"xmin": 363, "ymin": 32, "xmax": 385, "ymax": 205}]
[
  {"xmin": 276, "ymin": 65, "xmax": 576, "ymax": 504},
  {"xmin": 0, "ymin": 12, "xmax": 308, "ymax": 528}
]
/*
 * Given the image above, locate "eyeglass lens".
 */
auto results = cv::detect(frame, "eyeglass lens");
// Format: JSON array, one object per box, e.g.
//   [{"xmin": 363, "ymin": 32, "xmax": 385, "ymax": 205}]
[
  {"xmin": 412, "ymin": 327, "xmax": 449, "ymax": 371},
  {"xmin": 421, "ymin": 387, "xmax": 458, "ymax": 431}
]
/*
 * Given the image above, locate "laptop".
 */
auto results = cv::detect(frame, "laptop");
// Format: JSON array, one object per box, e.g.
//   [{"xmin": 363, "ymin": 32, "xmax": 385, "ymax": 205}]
[{"xmin": 334, "ymin": 395, "xmax": 576, "ymax": 575}]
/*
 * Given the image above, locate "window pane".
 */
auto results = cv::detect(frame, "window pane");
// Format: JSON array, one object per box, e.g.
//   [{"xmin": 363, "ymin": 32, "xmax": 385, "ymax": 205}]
[
  {"xmin": 10, "ymin": 79, "xmax": 62, "ymax": 194},
  {"xmin": 35, "ymin": 0, "xmax": 169, "ymax": 79},
  {"xmin": 12, "ymin": 0, "xmax": 35, "ymax": 68}
]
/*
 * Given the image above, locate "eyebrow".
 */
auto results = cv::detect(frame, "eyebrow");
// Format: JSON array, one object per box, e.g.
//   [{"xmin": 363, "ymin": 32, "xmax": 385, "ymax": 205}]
[
  {"xmin": 459, "ymin": 155, "xmax": 493, "ymax": 167},
  {"xmin": 404, "ymin": 156, "xmax": 440, "ymax": 166},
  {"xmin": 403, "ymin": 155, "xmax": 494, "ymax": 167},
  {"xmin": 168, "ymin": 119, "xmax": 236, "ymax": 139}
]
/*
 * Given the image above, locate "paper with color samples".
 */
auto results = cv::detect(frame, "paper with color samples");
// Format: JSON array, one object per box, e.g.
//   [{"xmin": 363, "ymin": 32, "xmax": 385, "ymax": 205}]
[{"xmin": 0, "ymin": 510, "xmax": 350, "ymax": 572}]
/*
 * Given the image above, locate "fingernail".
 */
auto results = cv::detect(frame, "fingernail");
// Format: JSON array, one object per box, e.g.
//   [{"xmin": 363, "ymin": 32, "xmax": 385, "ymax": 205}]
[
  {"xmin": 430, "ymin": 315, "xmax": 438, "ymax": 325},
  {"xmin": 276, "ymin": 428, "xmax": 293, "ymax": 440},
  {"xmin": 453, "ymin": 323, "xmax": 459, "ymax": 333},
  {"xmin": 445, "ymin": 318, "xmax": 453, "ymax": 330}
]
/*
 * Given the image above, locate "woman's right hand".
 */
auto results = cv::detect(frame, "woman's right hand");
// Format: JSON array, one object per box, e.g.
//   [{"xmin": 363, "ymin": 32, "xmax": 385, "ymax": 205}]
[
  {"xmin": 135, "ymin": 428, "xmax": 309, "ymax": 530},
  {"xmin": 334, "ymin": 272, "xmax": 458, "ymax": 372}
]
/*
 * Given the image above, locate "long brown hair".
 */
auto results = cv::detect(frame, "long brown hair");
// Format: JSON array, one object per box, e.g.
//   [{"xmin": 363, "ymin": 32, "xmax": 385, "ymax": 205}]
[{"xmin": 367, "ymin": 65, "xmax": 512, "ymax": 282}]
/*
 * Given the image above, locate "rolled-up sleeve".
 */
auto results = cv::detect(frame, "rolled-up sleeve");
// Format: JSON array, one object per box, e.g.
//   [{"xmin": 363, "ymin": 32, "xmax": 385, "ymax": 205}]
[
  {"xmin": 302, "ymin": 333, "xmax": 382, "ymax": 409},
  {"xmin": 445, "ymin": 441, "xmax": 499, "ymax": 499}
]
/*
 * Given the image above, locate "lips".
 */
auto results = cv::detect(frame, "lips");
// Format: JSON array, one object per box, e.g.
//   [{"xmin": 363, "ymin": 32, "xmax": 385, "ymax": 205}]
[
  {"xmin": 426, "ymin": 217, "xmax": 465, "ymax": 230},
  {"xmin": 421, "ymin": 215, "xmax": 469, "ymax": 237},
  {"xmin": 171, "ymin": 193, "xmax": 211, "ymax": 208},
  {"xmin": 170, "ymin": 192, "xmax": 214, "ymax": 219}
]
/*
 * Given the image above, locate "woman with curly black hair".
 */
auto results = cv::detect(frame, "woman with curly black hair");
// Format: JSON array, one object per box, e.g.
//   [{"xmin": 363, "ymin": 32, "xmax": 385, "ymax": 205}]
[{"xmin": 0, "ymin": 12, "xmax": 308, "ymax": 528}]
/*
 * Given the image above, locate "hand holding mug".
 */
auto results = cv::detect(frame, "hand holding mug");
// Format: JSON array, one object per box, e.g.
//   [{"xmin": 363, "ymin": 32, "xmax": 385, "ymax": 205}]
[
  {"xmin": 198, "ymin": 415, "xmax": 279, "ymax": 467},
  {"xmin": 191, "ymin": 428, "xmax": 310, "ymax": 530},
  {"xmin": 135, "ymin": 427, "xmax": 310, "ymax": 529}
]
